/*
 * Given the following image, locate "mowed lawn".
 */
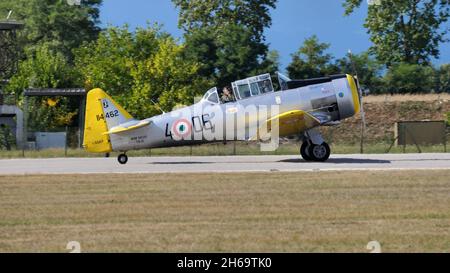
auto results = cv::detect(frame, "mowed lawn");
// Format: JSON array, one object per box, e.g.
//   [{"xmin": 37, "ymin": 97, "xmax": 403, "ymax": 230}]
[{"xmin": 0, "ymin": 171, "xmax": 449, "ymax": 252}]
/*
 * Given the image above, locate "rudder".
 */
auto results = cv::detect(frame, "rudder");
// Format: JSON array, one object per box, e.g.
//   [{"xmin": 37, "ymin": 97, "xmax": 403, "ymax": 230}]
[{"xmin": 83, "ymin": 88, "xmax": 133, "ymax": 153}]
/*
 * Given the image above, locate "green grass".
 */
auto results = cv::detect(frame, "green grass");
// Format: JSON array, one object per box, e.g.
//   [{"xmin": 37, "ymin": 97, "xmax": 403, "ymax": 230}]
[
  {"xmin": 0, "ymin": 171, "xmax": 449, "ymax": 252},
  {"xmin": 0, "ymin": 142, "xmax": 447, "ymax": 159}
]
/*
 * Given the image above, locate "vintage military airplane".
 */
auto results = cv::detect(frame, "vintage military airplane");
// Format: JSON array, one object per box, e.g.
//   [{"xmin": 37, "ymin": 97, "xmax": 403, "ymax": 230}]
[{"xmin": 83, "ymin": 72, "xmax": 361, "ymax": 164}]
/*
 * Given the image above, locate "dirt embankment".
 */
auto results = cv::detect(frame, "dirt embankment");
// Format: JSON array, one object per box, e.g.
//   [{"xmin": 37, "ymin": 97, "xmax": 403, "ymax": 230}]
[{"xmin": 321, "ymin": 94, "xmax": 450, "ymax": 144}]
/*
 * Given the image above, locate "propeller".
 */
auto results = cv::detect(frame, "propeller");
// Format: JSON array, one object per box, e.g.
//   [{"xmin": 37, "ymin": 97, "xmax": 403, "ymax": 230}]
[
  {"xmin": 356, "ymin": 76, "xmax": 366, "ymax": 130},
  {"xmin": 348, "ymin": 50, "xmax": 366, "ymax": 153}
]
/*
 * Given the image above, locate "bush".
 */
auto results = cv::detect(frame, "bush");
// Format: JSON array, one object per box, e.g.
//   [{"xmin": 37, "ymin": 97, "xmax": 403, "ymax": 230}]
[
  {"xmin": 384, "ymin": 63, "xmax": 436, "ymax": 94},
  {"xmin": 438, "ymin": 64, "xmax": 450, "ymax": 93}
]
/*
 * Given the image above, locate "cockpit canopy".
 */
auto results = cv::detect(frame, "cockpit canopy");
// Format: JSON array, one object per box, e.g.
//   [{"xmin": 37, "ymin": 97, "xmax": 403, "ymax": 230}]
[
  {"xmin": 231, "ymin": 73, "xmax": 274, "ymax": 100},
  {"xmin": 202, "ymin": 87, "xmax": 220, "ymax": 104},
  {"xmin": 201, "ymin": 73, "xmax": 282, "ymax": 104}
]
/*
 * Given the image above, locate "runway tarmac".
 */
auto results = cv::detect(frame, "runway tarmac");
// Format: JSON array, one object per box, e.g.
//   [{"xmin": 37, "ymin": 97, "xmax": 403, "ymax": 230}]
[{"xmin": 0, "ymin": 153, "xmax": 449, "ymax": 175}]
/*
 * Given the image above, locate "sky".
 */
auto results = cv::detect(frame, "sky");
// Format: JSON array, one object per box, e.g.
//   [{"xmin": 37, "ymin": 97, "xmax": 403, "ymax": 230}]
[{"xmin": 100, "ymin": 0, "xmax": 450, "ymax": 72}]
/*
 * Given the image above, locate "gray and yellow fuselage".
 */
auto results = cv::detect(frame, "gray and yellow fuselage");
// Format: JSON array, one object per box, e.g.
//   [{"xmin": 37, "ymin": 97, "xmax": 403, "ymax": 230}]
[{"xmin": 83, "ymin": 74, "xmax": 360, "ymax": 154}]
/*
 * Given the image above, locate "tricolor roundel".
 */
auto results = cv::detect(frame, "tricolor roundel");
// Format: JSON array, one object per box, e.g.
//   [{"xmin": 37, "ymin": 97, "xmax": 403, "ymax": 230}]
[{"xmin": 172, "ymin": 118, "xmax": 192, "ymax": 139}]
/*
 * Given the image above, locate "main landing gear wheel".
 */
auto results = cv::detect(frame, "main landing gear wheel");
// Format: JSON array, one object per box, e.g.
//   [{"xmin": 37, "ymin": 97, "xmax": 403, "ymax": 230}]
[
  {"xmin": 118, "ymin": 153, "xmax": 128, "ymax": 165},
  {"xmin": 309, "ymin": 142, "xmax": 330, "ymax": 162},
  {"xmin": 300, "ymin": 141, "xmax": 331, "ymax": 162},
  {"xmin": 300, "ymin": 141, "xmax": 312, "ymax": 161}
]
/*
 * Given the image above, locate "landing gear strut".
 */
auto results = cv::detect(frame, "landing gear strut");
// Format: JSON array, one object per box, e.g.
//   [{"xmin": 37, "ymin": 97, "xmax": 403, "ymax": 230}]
[{"xmin": 118, "ymin": 153, "xmax": 128, "ymax": 164}]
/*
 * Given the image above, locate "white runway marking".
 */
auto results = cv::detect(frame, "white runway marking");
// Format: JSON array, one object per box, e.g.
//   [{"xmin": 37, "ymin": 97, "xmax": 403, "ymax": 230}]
[{"xmin": 0, "ymin": 153, "xmax": 449, "ymax": 175}]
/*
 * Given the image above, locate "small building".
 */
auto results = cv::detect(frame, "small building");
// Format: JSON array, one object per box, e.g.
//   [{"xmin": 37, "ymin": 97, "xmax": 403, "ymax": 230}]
[
  {"xmin": 1, "ymin": 20, "xmax": 24, "ymax": 149},
  {"xmin": 0, "ymin": 103, "xmax": 24, "ymax": 149},
  {"xmin": 23, "ymin": 88, "xmax": 86, "ymax": 149}
]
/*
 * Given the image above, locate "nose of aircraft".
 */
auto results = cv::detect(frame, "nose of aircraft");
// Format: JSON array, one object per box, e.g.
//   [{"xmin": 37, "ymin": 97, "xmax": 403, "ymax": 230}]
[{"xmin": 346, "ymin": 74, "xmax": 360, "ymax": 115}]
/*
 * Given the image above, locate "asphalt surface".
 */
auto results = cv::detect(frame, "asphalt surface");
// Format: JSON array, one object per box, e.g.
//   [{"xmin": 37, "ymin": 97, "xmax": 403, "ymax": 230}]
[{"xmin": 0, "ymin": 153, "xmax": 449, "ymax": 175}]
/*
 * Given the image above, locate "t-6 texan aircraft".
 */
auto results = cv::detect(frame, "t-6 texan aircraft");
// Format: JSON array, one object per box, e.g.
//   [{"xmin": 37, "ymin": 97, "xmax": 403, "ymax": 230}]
[{"xmin": 83, "ymin": 73, "xmax": 361, "ymax": 164}]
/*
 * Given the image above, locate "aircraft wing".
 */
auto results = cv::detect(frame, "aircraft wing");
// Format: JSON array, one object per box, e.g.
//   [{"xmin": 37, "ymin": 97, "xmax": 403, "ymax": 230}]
[
  {"xmin": 251, "ymin": 110, "xmax": 323, "ymax": 140},
  {"xmin": 103, "ymin": 120, "xmax": 151, "ymax": 135}
]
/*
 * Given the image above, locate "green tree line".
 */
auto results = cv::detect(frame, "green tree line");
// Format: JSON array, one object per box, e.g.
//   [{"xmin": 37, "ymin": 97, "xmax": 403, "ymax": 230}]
[
  {"xmin": 0, "ymin": 0, "xmax": 449, "ymax": 131},
  {"xmin": 287, "ymin": 35, "xmax": 450, "ymax": 94}
]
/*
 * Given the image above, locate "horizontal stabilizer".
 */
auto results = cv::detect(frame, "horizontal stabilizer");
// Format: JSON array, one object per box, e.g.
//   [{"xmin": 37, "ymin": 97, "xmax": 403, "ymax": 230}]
[{"xmin": 103, "ymin": 120, "xmax": 151, "ymax": 135}]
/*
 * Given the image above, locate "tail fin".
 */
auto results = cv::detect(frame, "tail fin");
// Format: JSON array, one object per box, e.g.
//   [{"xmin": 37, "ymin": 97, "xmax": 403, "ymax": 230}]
[{"xmin": 83, "ymin": 88, "xmax": 133, "ymax": 153}]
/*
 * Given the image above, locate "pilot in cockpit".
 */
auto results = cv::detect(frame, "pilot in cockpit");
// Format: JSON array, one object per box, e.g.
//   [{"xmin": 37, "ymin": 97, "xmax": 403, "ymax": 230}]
[
  {"xmin": 221, "ymin": 86, "xmax": 235, "ymax": 103},
  {"xmin": 260, "ymin": 79, "xmax": 272, "ymax": 93}
]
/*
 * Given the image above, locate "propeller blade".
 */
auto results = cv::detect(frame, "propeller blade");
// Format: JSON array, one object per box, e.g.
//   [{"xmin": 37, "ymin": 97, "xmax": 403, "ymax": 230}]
[{"xmin": 359, "ymin": 86, "xmax": 366, "ymax": 131}]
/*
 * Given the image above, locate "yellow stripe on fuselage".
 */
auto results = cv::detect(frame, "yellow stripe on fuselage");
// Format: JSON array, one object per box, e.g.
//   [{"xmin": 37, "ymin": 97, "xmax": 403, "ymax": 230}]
[
  {"xmin": 346, "ymin": 74, "xmax": 360, "ymax": 115},
  {"xmin": 103, "ymin": 120, "xmax": 151, "ymax": 135}
]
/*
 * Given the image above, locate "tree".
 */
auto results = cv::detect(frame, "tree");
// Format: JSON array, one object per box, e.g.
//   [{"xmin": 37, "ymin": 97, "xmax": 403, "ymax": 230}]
[
  {"xmin": 383, "ymin": 63, "xmax": 436, "ymax": 94},
  {"xmin": 343, "ymin": 0, "xmax": 450, "ymax": 66},
  {"xmin": 5, "ymin": 43, "xmax": 81, "ymax": 130},
  {"xmin": 74, "ymin": 25, "xmax": 212, "ymax": 119},
  {"xmin": 253, "ymin": 49, "xmax": 280, "ymax": 75},
  {"xmin": 182, "ymin": 27, "xmax": 219, "ymax": 84},
  {"xmin": 437, "ymin": 64, "xmax": 450, "ymax": 92},
  {"xmin": 6, "ymin": 43, "xmax": 79, "ymax": 97},
  {"xmin": 173, "ymin": 0, "xmax": 276, "ymax": 42},
  {"xmin": 335, "ymin": 51, "xmax": 384, "ymax": 93},
  {"xmin": 287, "ymin": 35, "xmax": 338, "ymax": 79},
  {"xmin": 0, "ymin": 0, "xmax": 102, "ymax": 60},
  {"xmin": 0, "ymin": 0, "xmax": 102, "ymax": 130},
  {"xmin": 174, "ymin": 0, "xmax": 278, "ymax": 87}
]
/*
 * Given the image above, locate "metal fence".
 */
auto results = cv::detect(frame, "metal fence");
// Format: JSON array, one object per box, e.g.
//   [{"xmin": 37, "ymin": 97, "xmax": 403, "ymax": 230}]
[{"xmin": 0, "ymin": 119, "xmax": 448, "ymax": 156}]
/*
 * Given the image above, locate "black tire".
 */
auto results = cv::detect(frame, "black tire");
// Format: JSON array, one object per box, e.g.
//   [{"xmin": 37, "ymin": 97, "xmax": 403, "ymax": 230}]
[
  {"xmin": 118, "ymin": 154, "xmax": 128, "ymax": 164},
  {"xmin": 308, "ymin": 142, "xmax": 331, "ymax": 162},
  {"xmin": 300, "ymin": 141, "xmax": 312, "ymax": 161}
]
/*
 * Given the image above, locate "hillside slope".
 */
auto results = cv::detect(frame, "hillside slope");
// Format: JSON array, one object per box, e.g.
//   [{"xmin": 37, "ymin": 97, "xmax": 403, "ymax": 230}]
[{"xmin": 321, "ymin": 94, "xmax": 450, "ymax": 144}]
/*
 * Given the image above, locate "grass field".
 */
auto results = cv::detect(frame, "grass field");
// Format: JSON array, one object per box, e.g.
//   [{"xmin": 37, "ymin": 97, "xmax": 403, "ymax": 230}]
[{"xmin": 0, "ymin": 171, "xmax": 449, "ymax": 253}]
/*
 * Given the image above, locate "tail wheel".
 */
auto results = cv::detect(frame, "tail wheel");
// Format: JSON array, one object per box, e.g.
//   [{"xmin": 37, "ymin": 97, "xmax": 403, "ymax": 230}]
[
  {"xmin": 118, "ymin": 153, "xmax": 128, "ymax": 165},
  {"xmin": 309, "ymin": 142, "xmax": 331, "ymax": 162},
  {"xmin": 300, "ymin": 141, "xmax": 312, "ymax": 161}
]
